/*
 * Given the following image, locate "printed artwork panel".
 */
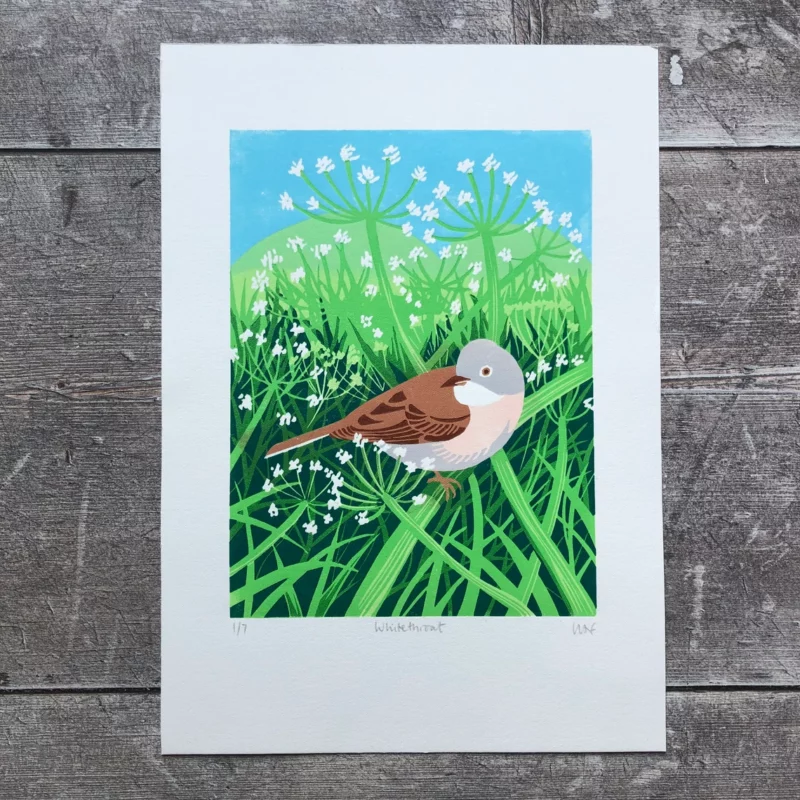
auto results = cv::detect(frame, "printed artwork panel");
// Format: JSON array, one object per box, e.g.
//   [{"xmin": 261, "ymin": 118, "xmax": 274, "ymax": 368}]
[{"xmin": 230, "ymin": 131, "xmax": 594, "ymax": 618}]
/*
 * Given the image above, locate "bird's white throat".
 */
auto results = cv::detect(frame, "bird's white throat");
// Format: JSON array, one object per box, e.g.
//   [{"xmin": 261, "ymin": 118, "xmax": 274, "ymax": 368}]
[{"xmin": 454, "ymin": 380, "xmax": 503, "ymax": 407}]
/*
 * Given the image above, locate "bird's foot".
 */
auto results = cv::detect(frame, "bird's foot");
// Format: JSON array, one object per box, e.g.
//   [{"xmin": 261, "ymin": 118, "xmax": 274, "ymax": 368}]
[{"xmin": 427, "ymin": 472, "xmax": 462, "ymax": 500}]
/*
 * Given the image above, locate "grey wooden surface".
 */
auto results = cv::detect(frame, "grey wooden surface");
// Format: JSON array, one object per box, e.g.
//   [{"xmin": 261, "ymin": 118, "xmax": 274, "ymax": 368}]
[
  {"xmin": 1, "ymin": 693, "xmax": 799, "ymax": 799},
  {"xmin": 3, "ymin": 1, "xmax": 800, "ymax": 147},
  {"xmin": 0, "ymin": 1, "xmax": 798, "ymax": 797}
]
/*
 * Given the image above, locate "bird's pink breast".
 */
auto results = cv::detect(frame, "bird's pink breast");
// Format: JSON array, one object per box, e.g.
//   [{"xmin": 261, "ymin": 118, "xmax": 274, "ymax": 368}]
[{"xmin": 442, "ymin": 392, "xmax": 524, "ymax": 459}]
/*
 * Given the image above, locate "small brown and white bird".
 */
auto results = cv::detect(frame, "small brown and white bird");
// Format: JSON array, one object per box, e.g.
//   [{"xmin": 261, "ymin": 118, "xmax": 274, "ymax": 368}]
[{"xmin": 266, "ymin": 339, "xmax": 525, "ymax": 497}]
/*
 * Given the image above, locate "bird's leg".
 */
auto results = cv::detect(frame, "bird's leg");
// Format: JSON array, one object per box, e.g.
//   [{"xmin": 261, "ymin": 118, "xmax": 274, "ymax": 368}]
[{"xmin": 427, "ymin": 472, "xmax": 462, "ymax": 500}]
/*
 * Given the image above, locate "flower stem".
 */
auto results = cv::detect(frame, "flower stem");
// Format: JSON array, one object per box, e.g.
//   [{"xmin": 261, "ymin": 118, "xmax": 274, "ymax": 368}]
[
  {"xmin": 487, "ymin": 168, "xmax": 496, "ymax": 220},
  {"xmin": 373, "ymin": 160, "xmax": 391, "ymax": 210},
  {"xmin": 301, "ymin": 174, "xmax": 352, "ymax": 215},
  {"xmin": 381, "ymin": 180, "xmax": 417, "ymax": 215},
  {"xmin": 491, "ymin": 185, "xmax": 511, "ymax": 225},
  {"xmin": 345, "ymin": 162, "xmax": 366, "ymax": 211},
  {"xmin": 294, "ymin": 207, "xmax": 355, "ymax": 224},
  {"xmin": 468, "ymin": 173, "xmax": 485, "ymax": 222},
  {"xmin": 366, "ymin": 219, "xmax": 426, "ymax": 375},
  {"xmin": 432, "ymin": 217, "xmax": 474, "ymax": 233},
  {"xmin": 441, "ymin": 196, "xmax": 477, "ymax": 225},
  {"xmin": 325, "ymin": 172, "xmax": 357, "ymax": 210},
  {"xmin": 494, "ymin": 193, "xmax": 529, "ymax": 230},
  {"xmin": 429, "ymin": 231, "xmax": 480, "ymax": 243},
  {"xmin": 481, "ymin": 231, "xmax": 502, "ymax": 342}
]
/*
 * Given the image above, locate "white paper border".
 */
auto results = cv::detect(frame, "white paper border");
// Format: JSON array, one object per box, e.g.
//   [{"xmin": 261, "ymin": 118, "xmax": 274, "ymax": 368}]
[{"xmin": 161, "ymin": 44, "xmax": 664, "ymax": 754}]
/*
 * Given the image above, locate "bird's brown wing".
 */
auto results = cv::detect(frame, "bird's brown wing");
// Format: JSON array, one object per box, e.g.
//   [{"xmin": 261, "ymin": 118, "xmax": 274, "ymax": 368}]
[{"xmin": 330, "ymin": 366, "xmax": 470, "ymax": 445}]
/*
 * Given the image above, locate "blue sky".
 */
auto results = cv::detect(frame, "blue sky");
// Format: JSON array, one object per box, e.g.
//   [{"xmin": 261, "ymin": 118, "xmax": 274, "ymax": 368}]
[{"xmin": 230, "ymin": 130, "xmax": 591, "ymax": 262}]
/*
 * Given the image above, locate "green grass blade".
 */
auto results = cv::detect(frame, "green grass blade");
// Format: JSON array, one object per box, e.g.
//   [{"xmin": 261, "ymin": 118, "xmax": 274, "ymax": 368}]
[
  {"xmin": 230, "ymin": 556, "xmax": 350, "ymax": 606},
  {"xmin": 229, "ymin": 506, "xmax": 305, "ymax": 578},
  {"xmin": 392, "ymin": 555, "xmax": 434, "ymax": 615},
  {"xmin": 458, "ymin": 475, "xmax": 485, "ymax": 616},
  {"xmin": 230, "ymin": 386, "xmax": 276, "ymax": 469},
  {"xmin": 489, "ymin": 521, "xmax": 558, "ymax": 615},
  {"xmin": 346, "ymin": 500, "xmax": 439, "ymax": 616},
  {"xmin": 520, "ymin": 361, "xmax": 592, "ymax": 426},
  {"xmin": 516, "ymin": 416, "xmax": 569, "ymax": 614},
  {"xmin": 367, "ymin": 219, "xmax": 425, "ymax": 374},
  {"xmin": 422, "ymin": 556, "xmax": 445, "ymax": 615},
  {"xmin": 491, "ymin": 450, "xmax": 595, "ymax": 616},
  {"xmin": 243, "ymin": 523, "xmax": 255, "ymax": 617},
  {"xmin": 539, "ymin": 457, "xmax": 596, "ymax": 545},
  {"xmin": 307, "ymin": 522, "xmax": 341, "ymax": 617},
  {"xmin": 382, "ymin": 495, "xmax": 534, "ymax": 617}
]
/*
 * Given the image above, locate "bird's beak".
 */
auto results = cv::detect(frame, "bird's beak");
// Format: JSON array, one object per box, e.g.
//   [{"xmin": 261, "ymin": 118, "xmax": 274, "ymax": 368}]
[{"xmin": 442, "ymin": 374, "xmax": 469, "ymax": 387}]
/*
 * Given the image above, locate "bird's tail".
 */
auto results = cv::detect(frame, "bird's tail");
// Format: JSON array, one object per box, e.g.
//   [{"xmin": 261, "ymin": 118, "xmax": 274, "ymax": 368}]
[{"xmin": 266, "ymin": 424, "xmax": 337, "ymax": 458}]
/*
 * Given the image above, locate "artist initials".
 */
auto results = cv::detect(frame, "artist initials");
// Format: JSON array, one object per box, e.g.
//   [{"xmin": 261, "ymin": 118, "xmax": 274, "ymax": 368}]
[{"xmin": 572, "ymin": 623, "xmax": 596, "ymax": 635}]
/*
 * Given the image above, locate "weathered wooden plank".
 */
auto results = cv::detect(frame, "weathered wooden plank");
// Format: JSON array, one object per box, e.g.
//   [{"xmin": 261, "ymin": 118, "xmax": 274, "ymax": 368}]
[
  {"xmin": 660, "ymin": 150, "xmax": 800, "ymax": 381},
  {"xmin": 0, "ymin": 691, "xmax": 798, "ymax": 797},
  {"xmin": 0, "ymin": 154, "xmax": 161, "ymax": 391},
  {"xmin": 544, "ymin": 0, "xmax": 800, "ymax": 147},
  {"xmin": 0, "ymin": 0, "xmax": 513, "ymax": 149},
  {"xmin": 1, "ymin": 1, "xmax": 800, "ymax": 148},
  {"xmin": 662, "ymin": 392, "xmax": 800, "ymax": 686},
  {"xmin": 1, "ymin": 151, "xmax": 799, "ymax": 388},
  {"xmin": 1, "ymin": 153, "xmax": 799, "ymax": 689}
]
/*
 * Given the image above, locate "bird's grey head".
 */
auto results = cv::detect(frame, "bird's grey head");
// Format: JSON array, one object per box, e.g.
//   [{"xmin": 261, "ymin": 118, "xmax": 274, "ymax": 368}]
[{"xmin": 456, "ymin": 340, "xmax": 524, "ymax": 397}]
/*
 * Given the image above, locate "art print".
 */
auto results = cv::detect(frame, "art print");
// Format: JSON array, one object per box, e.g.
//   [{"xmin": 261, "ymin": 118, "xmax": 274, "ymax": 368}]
[
  {"xmin": 229, "ymin": 131, "xmax": 595, "ymax": 618},
  {"xmin": 162, "ymin": 45, "xmax": 664, "ymax": 754}
]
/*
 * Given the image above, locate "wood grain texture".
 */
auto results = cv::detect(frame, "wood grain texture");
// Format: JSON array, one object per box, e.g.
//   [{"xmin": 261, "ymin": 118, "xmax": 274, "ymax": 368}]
[
  {"xmin": 0, "ymin": 0, "xmax": 514, "ymax": 150},
  {"xmin": 544, "ymin": 0, "xmax": 800, "ymax": 147},
  {"xmin": 0, "ymin": 151, "xmax": 799, "ymax": 689},
  {"xmin": 660, "ymin": 150, "xmax": 800, "ymax": 382},
  {"xmin": 1, "ymin": 1, "xmax": 800, "ymax": 147},
  {"xmin": 1, "ymin": 692, "xmax": 799, "ymax": 798}
]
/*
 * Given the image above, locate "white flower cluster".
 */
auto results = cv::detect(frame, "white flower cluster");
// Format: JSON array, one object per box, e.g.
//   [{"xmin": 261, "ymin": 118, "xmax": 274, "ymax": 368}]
[
  {"xmin": 421, "ymin": 202, "xmax": 438, "ymax": 222},
  {"xmin": 530, "ymin": 273, "xmax": 573, "ymax": 293},
  {"xmin": 433, "ymin": 181, "xmax": 449, "ymax": 200},
  {"xmin": 482, "ymin": 153, "xmax": 500, "ymax": 172},
  {"xmin": 251, "ymin": 270, "xmax": 269, "ymax": 291},
  {"xmin": 313, "ymin": 243, "xmax": 332, "ymax": 259},
  {"xmin": 411, "ymin": 166, "xmax": 427, "ymax": 182},
  {"xmin": 261, "ymin": 249, "xmax": 283, "ymax": 269},
  {"xmin": 525, "ymin": 199, "xmax": 585, "ymax": 261},
  {"xmin": 357, "ymin": 165, "xmax": 379, "ymax": 185},
  {"xmin": 524, "ymin": 354, "xmax": 586, "ymax": 384},
  {"xmin": 260, "ymin": 450, "xmax": 361, "ymax": 533},
  {"xmin": 383, "ymin": 145, "xmax": 401, "ymax": 165}
]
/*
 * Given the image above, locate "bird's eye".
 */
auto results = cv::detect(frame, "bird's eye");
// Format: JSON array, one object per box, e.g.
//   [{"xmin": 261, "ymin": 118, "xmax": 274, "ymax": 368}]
[{"xmin": 480, "ymin": 366, "xmax": 492, "ymax": 377}]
